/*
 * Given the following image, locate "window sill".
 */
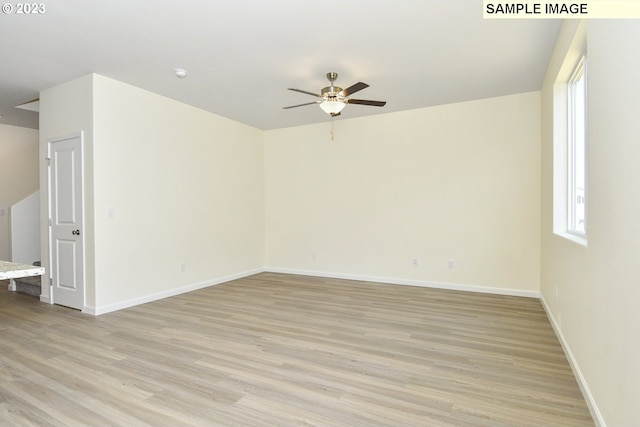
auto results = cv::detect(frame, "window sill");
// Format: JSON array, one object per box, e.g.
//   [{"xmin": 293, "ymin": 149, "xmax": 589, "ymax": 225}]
[{"xmin": 554, "ymin": 230, "xmax": 588, "ymax": 247}]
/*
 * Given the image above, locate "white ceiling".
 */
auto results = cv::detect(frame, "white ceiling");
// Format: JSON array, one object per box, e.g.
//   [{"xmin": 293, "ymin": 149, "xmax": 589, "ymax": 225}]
[{"xmin": 0, "ymin": 0, "xmax": 562, "ymax": 130}]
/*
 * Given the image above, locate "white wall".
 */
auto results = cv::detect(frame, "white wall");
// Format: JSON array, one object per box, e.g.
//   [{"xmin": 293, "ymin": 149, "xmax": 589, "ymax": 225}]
[
  {"xmin": 540, "ymin": 20, "xmax": 640, "ymax": 426},
  {"xmin": 39, "ymin": 74, "xmax": 264, "ymax": 313},
  {"xmin": 91, "ymin": 75, "xmax": 264, "ymax": 311},
  {"xmin": 265, "ymin": 92, "xmax": 541, "ymax": 295},
  {"xmin": 0, "ymin": 124, "xmax": 39, "ymax": 261},
  {"xmin": 39, "ymin": 74, "xmax": 95, "ymax": 305},
  {"xmin": 10, "ymin": 191, "xmax": 40, "ymax": 264}
]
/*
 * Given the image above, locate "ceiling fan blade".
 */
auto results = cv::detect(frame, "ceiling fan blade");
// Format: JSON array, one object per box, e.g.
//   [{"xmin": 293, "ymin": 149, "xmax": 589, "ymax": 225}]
[
  {"xmin": 288, "ymin": 88, "xmax": 321, "ymax": 97},
  {"xmin": 282, "ymin": 101, "xmax": 321, "ymax": 109},
  {"xmin": 347, "ymin": 99, "xmax": 387, "ymax": 107},
  {"xmin": 340, "ymin": 82, "xmax": 369, "ymax": 97}
]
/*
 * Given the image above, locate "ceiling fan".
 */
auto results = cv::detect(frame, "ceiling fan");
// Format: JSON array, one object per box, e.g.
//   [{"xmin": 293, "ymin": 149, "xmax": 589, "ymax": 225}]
[{"xmin": 283, "ymin": 72, "xmax": 386, "ymax": 117}]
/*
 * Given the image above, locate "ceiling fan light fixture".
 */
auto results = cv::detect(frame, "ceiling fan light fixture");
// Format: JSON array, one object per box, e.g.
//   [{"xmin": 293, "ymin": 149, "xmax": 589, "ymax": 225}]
[
  {"xmin": 319, "ymin": 99, "xmax": 346, "ymax": 115},
  {"xmin": 284, "ymin": 72, "xmax": 385, "ymax": 116}
]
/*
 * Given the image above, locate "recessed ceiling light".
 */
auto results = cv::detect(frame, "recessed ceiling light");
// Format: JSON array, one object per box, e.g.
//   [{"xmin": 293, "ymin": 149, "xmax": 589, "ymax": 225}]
[{"xmin": 174, "ymin": 69, "xmax": 187, "ymax": 79}]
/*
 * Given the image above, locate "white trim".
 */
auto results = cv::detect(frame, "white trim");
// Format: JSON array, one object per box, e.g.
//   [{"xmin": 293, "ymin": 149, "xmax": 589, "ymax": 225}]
[
  {"xmin": 265, "ymin": 267, "xmax": 540, "ymax": 299},
  {"xmin": 554, "ymin": 230, "xmax": 588, "ymax": 247},
  {"xmin": 88, "ymin": 268, "xmax": 264, "ymax": 316},
  {"xmin": 539, "ymin": 294, "xmax": 605, "ymax": 427},
  {"xmin": 82, "ymin": 267, "xmax": 541, "ymax": 315},
  {"xmin": 39, "ymin": 294, "xmax": 51, "ymax": 304}
]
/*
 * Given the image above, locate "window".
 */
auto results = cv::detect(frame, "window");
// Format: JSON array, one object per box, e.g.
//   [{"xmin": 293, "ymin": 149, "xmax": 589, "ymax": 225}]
[
  {"xmin": 568, "ymin": 55, "xmax": 587, "ymax": 235},
  {"xmin": 552, "ymin": 26, "xmax": 588, "ymax": 246}
]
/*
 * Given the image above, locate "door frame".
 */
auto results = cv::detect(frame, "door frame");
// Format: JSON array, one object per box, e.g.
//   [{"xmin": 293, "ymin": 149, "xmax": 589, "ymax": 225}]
[{"xmin": 47, "ymin": 131, "xmax": 86, "ymax": 311}]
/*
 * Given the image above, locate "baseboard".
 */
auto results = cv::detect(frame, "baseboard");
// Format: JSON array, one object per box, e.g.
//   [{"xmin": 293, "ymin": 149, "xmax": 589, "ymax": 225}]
[
  {"xmin": 89, "ymin": 268, "xmax": 264, "ymax": 316},
  {"xmin": 42, "ymin": 268, "xmax": 539, "ymax": 314},
  {"xmin": 264, "ymin": 267, "xmax": 539, "ymax": 298},
  {"xmin": 539, "ymin": 294, "xmax": 606, "ymax": 427}
]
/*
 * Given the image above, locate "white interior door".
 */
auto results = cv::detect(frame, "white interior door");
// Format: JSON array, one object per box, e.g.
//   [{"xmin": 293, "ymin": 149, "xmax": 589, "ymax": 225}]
[{"xmin": 49, "ymin": 132, "xmax": 84, "ymax": 310}]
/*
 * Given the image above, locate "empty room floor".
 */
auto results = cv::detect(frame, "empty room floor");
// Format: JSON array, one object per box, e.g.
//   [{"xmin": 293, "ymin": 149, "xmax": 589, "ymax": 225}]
[{"xmin": 0, "ymin": 272, "xmax": 594, "ymax": 426}]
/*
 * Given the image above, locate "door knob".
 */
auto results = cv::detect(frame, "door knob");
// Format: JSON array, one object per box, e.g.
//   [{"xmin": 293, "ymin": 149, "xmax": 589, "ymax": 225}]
[{"xmin": 72, "ymin": 229, "xmax": 80, "ymax": 236}]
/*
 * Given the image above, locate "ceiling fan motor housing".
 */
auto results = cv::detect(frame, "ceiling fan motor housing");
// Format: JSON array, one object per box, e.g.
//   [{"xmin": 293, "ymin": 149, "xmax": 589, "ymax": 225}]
[
  {"xmin": 321, "ymin": 85, "xmax": 344, "ymax": 99},
  {"xmin": 322, "ymin": 72, "xmax": 344, "ymax": 100}
]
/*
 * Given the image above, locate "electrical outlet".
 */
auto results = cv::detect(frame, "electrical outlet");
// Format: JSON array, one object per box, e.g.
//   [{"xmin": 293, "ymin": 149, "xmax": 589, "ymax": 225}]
[
  {"xmin": 180, "ymin": 263, "xmax": 186, "ymax": 273},
  {"xmin": 412, "ymin": 258, "xmax": 418, "ymax": 268},
  {"xmin": 448, "ymin": 259, "xmax": 455, "ymax": 269}
]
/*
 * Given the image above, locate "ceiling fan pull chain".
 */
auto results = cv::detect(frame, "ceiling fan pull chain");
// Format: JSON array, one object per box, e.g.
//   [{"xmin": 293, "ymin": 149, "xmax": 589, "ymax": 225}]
[{"xmin": 330, "ymin": 118, "xmax": 335, "ymax": 141}]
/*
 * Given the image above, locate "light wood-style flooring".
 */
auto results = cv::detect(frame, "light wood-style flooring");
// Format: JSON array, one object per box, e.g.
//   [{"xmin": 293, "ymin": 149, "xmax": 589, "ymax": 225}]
[{"xmin": 0, "ymin": 273, "xmax": 594, "ymax": 426}]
